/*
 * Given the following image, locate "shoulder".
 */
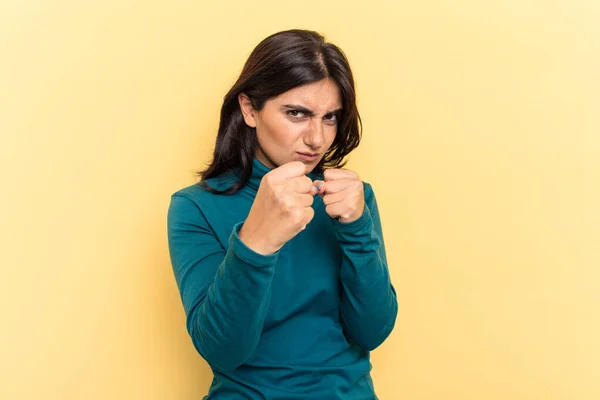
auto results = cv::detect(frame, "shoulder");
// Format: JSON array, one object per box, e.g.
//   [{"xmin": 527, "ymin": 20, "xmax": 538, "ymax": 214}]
[
  {"xmin": 171, "ymin": 181, "xmax": 207, "ymax": 203},
  {"xmin": 168, "ymin": 174, "xmax": 239, "ymax": 219},
  {"xmin": 171, "ymin": 174, "xmax": 238, "ymax": 202},
  {"xmin": 167, "ymin": 183, "xmax": 207, "ymax": 226}
]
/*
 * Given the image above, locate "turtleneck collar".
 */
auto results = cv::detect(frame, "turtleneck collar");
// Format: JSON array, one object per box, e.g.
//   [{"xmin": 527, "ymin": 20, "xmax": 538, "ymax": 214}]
[{"xmin": 245, "ymin": 158, "xmax": 322, "ymax": 192}]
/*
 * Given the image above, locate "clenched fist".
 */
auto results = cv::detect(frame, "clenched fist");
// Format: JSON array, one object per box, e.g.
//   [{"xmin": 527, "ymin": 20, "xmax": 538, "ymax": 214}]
[
  {"xmin": 239, "ymin": 162, "xmax": 318, "ymax": 255},
  {"xmin": 314, "ymin": 169, "xmax": 364, "ymax": 224}
]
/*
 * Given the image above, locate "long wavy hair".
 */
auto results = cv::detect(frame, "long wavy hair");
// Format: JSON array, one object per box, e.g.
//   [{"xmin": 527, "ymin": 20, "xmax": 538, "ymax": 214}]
[{"xmin": 199, "ymin": 29, "xmax": 362, "ymax": 194}]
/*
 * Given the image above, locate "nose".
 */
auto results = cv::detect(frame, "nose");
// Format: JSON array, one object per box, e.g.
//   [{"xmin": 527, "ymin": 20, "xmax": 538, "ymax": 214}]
[{"xmin": 304, "ymin": 119, "xmax": 324, "ymax": 149}]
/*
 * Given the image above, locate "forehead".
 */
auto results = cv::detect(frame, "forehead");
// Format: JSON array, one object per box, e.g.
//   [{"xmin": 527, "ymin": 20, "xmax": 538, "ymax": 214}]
[{"xmin": 271, "ymin": 79, "xmax": 342, "ymax": 111}]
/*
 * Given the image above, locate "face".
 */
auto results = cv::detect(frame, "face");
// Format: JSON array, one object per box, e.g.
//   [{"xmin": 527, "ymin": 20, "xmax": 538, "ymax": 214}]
[{"xmin": 238, "ymin": 78, "xmax": 342, "ymax": 173}]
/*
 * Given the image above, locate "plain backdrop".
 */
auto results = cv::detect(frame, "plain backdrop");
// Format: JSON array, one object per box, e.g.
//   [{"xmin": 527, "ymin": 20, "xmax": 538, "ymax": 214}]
[{"xmin": 1, "ymin": 0, "xmax": 599, "ymax": 399}]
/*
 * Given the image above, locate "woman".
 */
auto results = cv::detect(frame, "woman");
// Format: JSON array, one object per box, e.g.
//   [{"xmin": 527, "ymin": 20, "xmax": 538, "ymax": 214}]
[{"xmin": 167, "ymin": 29, "xmax": 397, "ymax": 399}]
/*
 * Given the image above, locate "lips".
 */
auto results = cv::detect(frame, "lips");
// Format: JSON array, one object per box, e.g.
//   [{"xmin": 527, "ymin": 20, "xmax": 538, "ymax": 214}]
[{"xmin": 297, "ymin": 152, "xmax": 319, "ymax": 162}]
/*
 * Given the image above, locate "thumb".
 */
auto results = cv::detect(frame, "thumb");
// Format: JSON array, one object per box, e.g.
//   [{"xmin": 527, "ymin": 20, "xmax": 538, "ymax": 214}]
[
  {"xmin": 312, "ymin": 180, "xmax": 325, "ymax": 196},
  {"xmin": 269, "ymin": 161, "xmax": 306, "ymax": 183}
]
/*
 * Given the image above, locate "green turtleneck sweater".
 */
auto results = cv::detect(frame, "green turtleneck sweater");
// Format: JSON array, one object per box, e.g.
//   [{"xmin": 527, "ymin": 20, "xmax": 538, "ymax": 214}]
[{"xmin": 167, "ymin": 158, "xmax": 397, "ymax": 399}]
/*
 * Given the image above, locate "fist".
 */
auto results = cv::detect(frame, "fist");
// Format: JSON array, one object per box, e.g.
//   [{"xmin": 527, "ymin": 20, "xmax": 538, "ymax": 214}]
[
  {"xmin": 314, "ymin": 169, "xmax": 364, "ymax": 223},
  {"xmin": 239, "ymin": 161, "xmax": 318, "ymax": 254}
]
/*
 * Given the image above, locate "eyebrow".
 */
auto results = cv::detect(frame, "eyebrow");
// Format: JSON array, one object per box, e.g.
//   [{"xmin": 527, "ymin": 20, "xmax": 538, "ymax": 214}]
[{"xmin": 281, "ymin": 104, "xmax": 343, "ymax": 116}]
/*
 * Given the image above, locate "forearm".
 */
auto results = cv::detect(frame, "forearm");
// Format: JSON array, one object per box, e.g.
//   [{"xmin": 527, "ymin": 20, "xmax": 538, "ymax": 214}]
[
  {"xmin": 187, "ymin": 226, "xmax": 278, "ymax": 370},
  {"xmin": 334, "ymin": 204, "xmax": 398, "ymax": 350},
  {"xmin": 168, "ymin": 195, "xmax": 279, "ymax": 371}
]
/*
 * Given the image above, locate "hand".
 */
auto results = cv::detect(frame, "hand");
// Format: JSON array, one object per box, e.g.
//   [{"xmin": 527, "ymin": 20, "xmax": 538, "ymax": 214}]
[
  {"xmin": 314, "ymin": 169, "xmax": 364, "ymax": 223},
  {"xmin": 239, "ymin": 162, "xmax": 317, "ymax": 255}
]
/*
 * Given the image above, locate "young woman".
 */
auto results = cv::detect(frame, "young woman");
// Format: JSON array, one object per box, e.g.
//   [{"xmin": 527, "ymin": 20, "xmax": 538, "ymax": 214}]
[{"xmin": 167, "ymin": 29, "xmax": 397, "ymax": 399}]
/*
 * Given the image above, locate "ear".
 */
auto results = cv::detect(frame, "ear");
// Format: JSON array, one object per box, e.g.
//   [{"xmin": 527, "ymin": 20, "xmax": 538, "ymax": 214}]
[{"xmin": 238, "ymin": 93, "xmax": 257, "ymax": 128}]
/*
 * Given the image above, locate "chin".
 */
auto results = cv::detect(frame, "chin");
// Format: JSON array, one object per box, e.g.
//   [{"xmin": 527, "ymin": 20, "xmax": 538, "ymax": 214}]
[{"xmin": 303, "ymin": 160, "xmax": 322, "ymax": 174}]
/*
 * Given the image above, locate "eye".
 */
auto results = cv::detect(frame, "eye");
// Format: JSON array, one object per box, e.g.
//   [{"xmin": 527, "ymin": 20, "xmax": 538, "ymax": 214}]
[
  {"xmin": 287, "ymin": 110, "xmax": 305, "ymax": 119},
  {"xmin": 323, "ymin": 113, "xmax": 338, "ymax": 124}
]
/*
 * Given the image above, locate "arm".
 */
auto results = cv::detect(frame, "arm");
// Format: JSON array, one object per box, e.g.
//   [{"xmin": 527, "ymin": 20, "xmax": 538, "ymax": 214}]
[
  {"xmin": 333, "ymin": 183, "xmax": 398, "ymax": 350},
  {"xmin": 167, "ymin": 194, "xmax": 278, "ymax": 371}
]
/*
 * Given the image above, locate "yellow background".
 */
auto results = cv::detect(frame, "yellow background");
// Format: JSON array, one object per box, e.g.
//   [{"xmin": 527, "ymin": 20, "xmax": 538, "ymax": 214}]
[{"xmin": 1, "ymin": 1, "xmax": 598, "ymax": 399}]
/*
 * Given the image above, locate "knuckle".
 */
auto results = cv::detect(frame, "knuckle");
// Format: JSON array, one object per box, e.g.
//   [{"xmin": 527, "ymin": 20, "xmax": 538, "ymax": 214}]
[
  {"xmin": 290, "ymin": 207, "xmax": 303, "ymax": 222},
  {"xmin": 305, "ymin": 208, "xmax": 315, "ymax": 223},
  {"xmin": 302, "ymin": 194, "xmax": 314, "ymax": 206},
  {"xmin": 301, "ymin": 176, "xmax": 312, "ymax": 189},
  {"xmin": 281, "ymin": 196, "xmax": 295, "ymax": 211},
  {"xmin": 264, "ymin": 172, "xmax": 276, "ymax": 185},
  {"xmin": 273, "ymin": 185, "xmax": 285, "ymax": 200}
]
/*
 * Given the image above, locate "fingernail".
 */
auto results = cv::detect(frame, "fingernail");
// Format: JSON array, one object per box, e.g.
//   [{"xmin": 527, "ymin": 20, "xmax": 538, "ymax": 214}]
[{"xmin": 316, "ymin": 183, "xmax": 323, "ymax": 191}]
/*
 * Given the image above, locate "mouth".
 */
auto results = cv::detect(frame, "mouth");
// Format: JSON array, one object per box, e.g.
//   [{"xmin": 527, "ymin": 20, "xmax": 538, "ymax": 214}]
[{"xmin": 296, "ymin": 152, "xmax": 320, "ymax": 162}]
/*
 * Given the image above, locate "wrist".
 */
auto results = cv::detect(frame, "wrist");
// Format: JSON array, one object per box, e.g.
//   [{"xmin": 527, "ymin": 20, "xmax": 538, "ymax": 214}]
[
  {"xmin": 338, "ymin": 205, "xmax": 365, "ymax": 224},
  {"xmin": 239, "ymin": 225, "xmax": 280, "ymax": 255}
]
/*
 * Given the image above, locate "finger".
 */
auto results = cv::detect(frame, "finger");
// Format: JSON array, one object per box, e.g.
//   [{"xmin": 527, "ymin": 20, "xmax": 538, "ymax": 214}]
[
  {"xmin": 268, "ymin": 161, "xmax": 307, "ymax": 183},
  {"xmin": 286, "ymin": 176, "xmax": 314, "ymax": 194},
  {"xmin": 322, "ymin": 190, "xmax": 347, "ymax": 206},
  {"xmin": 323, "ymin": 168, "xmax": 358, "ymax": 182},
  {"xmin": 320, "ymin": 179, "xmax": 358, "ymax": 194},
  {"xmin": 296, "ymin": 193, "xmax": 315, "ymax": 208},
  {"xmin": 325, "ymin": 203, "xmax": 349, "ymax": 219},
  {"xmin": 312, "ymin": 180, "xmax": 325, "ymax": 195},
  {"xmin": 303, "ymin": 206, "xmax": 315, "ymax": 226}
]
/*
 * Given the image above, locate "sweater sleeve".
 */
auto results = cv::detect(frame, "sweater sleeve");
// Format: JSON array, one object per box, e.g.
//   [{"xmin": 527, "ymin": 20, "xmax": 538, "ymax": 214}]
[
  {"xmin": 167, "ymin": 193, "xmax": 278, "ymax": 371},
  {"xmin": 332, "ymin": 183, "xmax": 398, "ymax": 351}
]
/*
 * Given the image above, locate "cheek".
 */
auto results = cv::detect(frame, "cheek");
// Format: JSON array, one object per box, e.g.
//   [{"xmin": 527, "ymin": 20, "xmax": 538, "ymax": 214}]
[
  {"xmin": 280, "ymin": 119, "xmax": 308, "ymax": 141},
  {"xmin": 258, "ymin": 116, "xmax": 299, "ymax": 145},
  {"xmin": 325, "ymin": 125, "xmax": 338, "ymax": 145}
]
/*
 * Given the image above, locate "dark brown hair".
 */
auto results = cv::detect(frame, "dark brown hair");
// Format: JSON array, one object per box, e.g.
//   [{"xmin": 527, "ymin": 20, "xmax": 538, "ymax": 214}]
[{"xmin": 199, "ymin": 29, "xmax": 362, "ymax": 194}]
